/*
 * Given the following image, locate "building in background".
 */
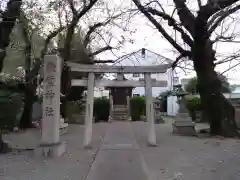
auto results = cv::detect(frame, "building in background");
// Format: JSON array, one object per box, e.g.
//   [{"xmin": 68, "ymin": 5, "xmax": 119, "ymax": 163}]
[{"xmin": 94, "ymin": 48, "xmax": 179, "ymax": 97}]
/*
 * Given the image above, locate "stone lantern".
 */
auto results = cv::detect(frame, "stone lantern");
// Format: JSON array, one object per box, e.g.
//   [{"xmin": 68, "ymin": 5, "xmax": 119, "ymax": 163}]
[{"xmin": 172, "ymin": 85, "xmax": 196, "ymax": 136}]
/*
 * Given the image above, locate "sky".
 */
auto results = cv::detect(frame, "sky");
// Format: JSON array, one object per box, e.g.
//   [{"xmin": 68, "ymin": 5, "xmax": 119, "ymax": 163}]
[
  {"xmin": 3, "ymin": 0, "xmax": 240, "ymax": 85},
  {"xmin": 96, "ymin": 0, "xmax": 240, "ymax": 85}
]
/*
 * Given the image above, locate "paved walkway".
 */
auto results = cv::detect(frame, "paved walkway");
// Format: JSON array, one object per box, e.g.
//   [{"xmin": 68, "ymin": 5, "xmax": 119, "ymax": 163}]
[
  {"xmin": 86, "ymin": 122, "xmax": 149, "ymax": 180},
  {"xmin": 2, "ymin": 120, "xmax": 240, "ymax": 180}
]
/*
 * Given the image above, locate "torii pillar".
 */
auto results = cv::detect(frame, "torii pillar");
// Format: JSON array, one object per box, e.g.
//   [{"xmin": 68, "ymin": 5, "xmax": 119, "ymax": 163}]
[
  {"xmin": 144, "ymin": 73, "xmax": 157, "ymax": 146},
  {"xmin": 83, "ymin": 72, "xmax": 95, "ymax": 148}
]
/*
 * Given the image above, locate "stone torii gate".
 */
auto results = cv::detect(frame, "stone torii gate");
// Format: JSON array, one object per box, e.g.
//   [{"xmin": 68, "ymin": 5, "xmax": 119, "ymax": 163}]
[
  {"xmin": 36, "ymin": 55, "xmax": 170, "ymax": 157},
  {"xmin": 67, "ymin": 61, "xmax": 171, "ymax": 148}
]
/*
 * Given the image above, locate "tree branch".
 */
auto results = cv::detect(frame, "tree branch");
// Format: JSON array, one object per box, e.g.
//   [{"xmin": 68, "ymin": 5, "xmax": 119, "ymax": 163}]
[
  {"xmin": 173, "ymin": 0, "xmax": 195, "ymax": 36},
  {"xmin": 83, "ymin": 22, "xmax": 106, "ymax": 47},
  {"xmin": 200, "ymin": 0, "xmax": 239, "ymax": 20},
  {"xmin": 26, "ymin": 26, "xmax": 65, "ymax": 82},
  {"xmin": 172, "ymin": 52, "xmax": 190, "ymax": 69},
  {"xmin": 63, "ymin": 0, "xmax": 98, "ymax": 62},
  {"xmin": 89, "ymin": 46, "xmax": 113, "ymax": 57},
  {"xmin": 67, "ymin": 0, "xmax": 78, "ymax": 16},
  {"xmin": 197, "ymin": 0, "xmax": 202, "ymax": 9},
  {"xmin": 212, "ymin": 35, "xmax": 234, "ymax": 44},
  {"xmin": 132, "ymin": 0, "xmax": 188, "ymax": 55},
  {"xmin": 83, "ymin": 10, "xmax": 135, "ymax": 47},
  {"xmin": 147, "ymin": 7, "xmax": 193, "ymax": 47},
  {"xmin": 94, "ymin": 60, "xmax": 114, "ymax": 63},
  {"xmin": 208, "ymin": 4, "xmax": 240, "ymax": 34}
]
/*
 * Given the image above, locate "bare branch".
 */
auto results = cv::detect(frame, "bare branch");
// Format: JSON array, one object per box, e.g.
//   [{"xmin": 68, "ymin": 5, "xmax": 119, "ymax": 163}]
[
  {"xmin": 208, "ymin": 4, "xmax": 240, "ymax": 34},
  {"xmin": 197, "ymin": 0, "xmax": 202, "ymax": 9},
  {"xmin": 89, "ymin": 46, "xmax": 113, "ymax": 57},
  {"xmin": 172, "ymin": 53, "xmax": 189, "ymax": 69},
  {"xmin": 212, "ymin": 35, "xmax": 234, "ymax": 44},
  {"xmin": 83, "ymin": 22, "xmax": 104, "ymax": 47},
  {"xmin": 83, "ymin": 9, "xmax": 138, "ymax": 47},
  {"xmin": 63, "ymin": 0, "xmax": 98, "ymax": 61},
  {"xmin": 26, "ymin": 26, "xmax": 65, "ymax": 82},
  {"xmin": 200, "ymin": 0, "xmax": 239, "ymax": 20},
  {"xmin": 146, "ymin": 7, "xmax": 194, "ymax": 47},
  {"xmin": 94, "ymin": 60, "xmax": 114, "ymax": 63},
  {"xmin": 173, "ymin": 0, "xmax": 195, "ymax": 36},
  {"xmin": 220, "ymin": 62, "xmax": 240, "ymax": 75},
  {"xmin": 132, "ymin": 0, "xmax": 188, "ymax": 56},
  {"xmin": 67, "ymin": 0, "xmax": 78, "ymax": 16}
]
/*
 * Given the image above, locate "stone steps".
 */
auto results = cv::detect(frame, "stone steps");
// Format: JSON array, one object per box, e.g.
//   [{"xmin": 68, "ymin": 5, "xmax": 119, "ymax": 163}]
[{"xmin": 110, "ymin": 105, "xmax": 129, "ymax": 121}]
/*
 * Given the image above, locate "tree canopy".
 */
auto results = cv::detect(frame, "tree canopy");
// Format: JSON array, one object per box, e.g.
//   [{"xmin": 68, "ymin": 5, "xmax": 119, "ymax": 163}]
[{"xmin": 184, "ymin": 73, "xmax": 232, "ymax": 94}]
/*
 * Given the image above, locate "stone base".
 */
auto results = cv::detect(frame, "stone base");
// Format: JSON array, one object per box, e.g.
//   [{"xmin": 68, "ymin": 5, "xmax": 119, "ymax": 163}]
[
  {"xmin": 148, "ymin": 143, "xmax": 158, "ymax": 147},
  {"xmin": 172, "ymin": 121, "xmax": 196, "ymax": 136},
  {"xmin": 67, "ymin": 114, "xmax": 85, "ymax": 124},
  {"xmin": 173, "ymin": 113, "xmax": 196, "ymax": 136},
  {"xmin": 60, "ymin": 123, "xmax": 68, "ymax": 135},
  {"xmin": 34, "ymin": 141, "xmax": 66, "ymax": 158},
  {"xmin": 108, "ymin": 116, "xmax": 113, "ymax": 122},
  {"xmin": 83, "ymin": 144, "xmax": 92, "ymax": 149},
  {"xmin": 155, "ymin": 117, "xmax": 164, "ymax": 124}
]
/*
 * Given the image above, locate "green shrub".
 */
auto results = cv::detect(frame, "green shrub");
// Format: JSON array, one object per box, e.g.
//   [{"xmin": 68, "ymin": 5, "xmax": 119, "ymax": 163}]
[
  {"xmin": 66, "ymin": 100, "xmax": 85, "ymax": 116},
  {"xmin": 130, "ymin": 96, "xmax": 145, "ymax": 121},
  {"xmin": 186, "ymin": 97, "xmax": 202, "ymax": 121},
  {"xmin": 93, "ymin": 97, "xmax": 109, "ymax": 122}
]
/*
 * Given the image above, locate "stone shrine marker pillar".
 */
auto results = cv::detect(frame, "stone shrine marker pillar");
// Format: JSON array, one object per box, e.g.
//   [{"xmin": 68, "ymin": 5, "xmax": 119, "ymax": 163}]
[{"xmin": 35, "ymin": 55, "xmax": 66, "ymax": 157}]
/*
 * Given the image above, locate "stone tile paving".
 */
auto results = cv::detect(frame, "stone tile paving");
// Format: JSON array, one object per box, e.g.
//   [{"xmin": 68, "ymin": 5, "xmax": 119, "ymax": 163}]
[
  {"xmin": 86, "ymin": 122, "xmax": 148, "ymax": 180},
  {"xmin": 0, "ymin": 123, "xmax": 107, "ymax": 180},
  {"xmin": 132, "ymin": 121, "xmax": 240, "ymax": 180}
]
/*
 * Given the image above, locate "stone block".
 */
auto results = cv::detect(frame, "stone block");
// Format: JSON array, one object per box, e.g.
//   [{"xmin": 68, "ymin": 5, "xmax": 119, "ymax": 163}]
[
  {"xmin": 172, "ymin": 123, "xmax": 196, "ymax": 136},
  {"xmin": 34, "ymin": 141, "xmax": 66, "ymax": 158},
  {"xmin": 172, "ymin": 113, "xmax": 196, "ymax": 136},
  {"xmin": 67, "ymin": 114, "xmax": 85, "ymax": 124},
  {"xmin": 155, "ymin": 116, "xmax": 164, "ymax": 124},
  {"xmin": 60, "ymin": 123, "xmax": 68, "ymax": 135}
]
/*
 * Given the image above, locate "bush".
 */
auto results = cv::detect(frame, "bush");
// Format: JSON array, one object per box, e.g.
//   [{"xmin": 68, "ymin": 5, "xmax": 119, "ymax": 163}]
[
  {"xmin": 93, "ymin": 97, "xmax": 109, "ymax": 122},
  {"xmin": 66, "ymin": 100, "xmax": 85, "ymax": 115},
  {"xmin": 186, "ymin": 97, "xmax": 201, "ymax": 121},
  {"xmin": 130, "ymin": 96, "xmax": 145, "ymax": 121}
]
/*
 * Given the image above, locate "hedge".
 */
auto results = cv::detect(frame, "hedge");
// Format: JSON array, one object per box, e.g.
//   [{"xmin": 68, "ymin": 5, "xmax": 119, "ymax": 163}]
[
  {"xmin": 185, "ymin": 96, "xmax": 202, "ymax": 121},
  {"xmin": 130, "ymin": 96, "xmax": 145, "ymax": 121},
  {"xmin": 93, "ymin": 97, "xmax": 110, "ymax": 122}
]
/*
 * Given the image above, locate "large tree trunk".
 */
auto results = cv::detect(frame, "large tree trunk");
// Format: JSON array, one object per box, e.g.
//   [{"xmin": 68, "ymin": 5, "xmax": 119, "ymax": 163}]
[
  {"xmin": 0, "ymin": 0, "xmax": 22, "ymax": 153},
  {"xmin": 19, "ymin": 80, "xmax": 37, "ymax": 129},
  {"xmin": 19, "ymin": 26, "xmax": 35, "ymax": 129},
  {"xmin": 192, "ymin": 13, "xmax": 239, "ymax": 137},
  {"xmin": 0, "ymin": 133, "xmax": 11, "ymax": 153},
  {"xmin": 194, "ymin": 59, "xmax": 238, "ymax": 137},
  {"xmin": 0, "ymin": 0, "xmax": 22, "ymax": 72}
]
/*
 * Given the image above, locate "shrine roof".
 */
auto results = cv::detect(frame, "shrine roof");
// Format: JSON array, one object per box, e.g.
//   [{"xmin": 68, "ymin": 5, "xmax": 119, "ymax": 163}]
[{"xmin": 112, "ymin": 48, "xmax": 173, "ymax": 66}]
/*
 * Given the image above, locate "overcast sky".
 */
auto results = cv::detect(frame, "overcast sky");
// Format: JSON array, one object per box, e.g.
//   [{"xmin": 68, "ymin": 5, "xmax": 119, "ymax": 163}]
[{"xmin": 96, "ymin": 0, "xmax": 240, "ymax": 85}]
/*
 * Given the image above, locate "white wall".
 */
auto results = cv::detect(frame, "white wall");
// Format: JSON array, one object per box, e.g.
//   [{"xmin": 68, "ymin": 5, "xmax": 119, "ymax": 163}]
[
  {"xmin": 94, "ymin": 88, "xmax": 109, "ymax": 98},
  {"xmin": 167, "ymin": 96, "xmax": 179, "ymax": 116}
]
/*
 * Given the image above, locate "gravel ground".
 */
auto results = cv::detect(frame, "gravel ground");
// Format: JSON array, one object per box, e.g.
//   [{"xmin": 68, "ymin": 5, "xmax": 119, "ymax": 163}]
[
  {"xmin": 132, "ymin": 120, "xmax": 240, "ymax": 180},
  {"xmin": 1, "ymin": 120, "xmax": 240, "ymax": 180},
  {"xmin": 0, "ymin": 123, "xmax": 107, "ymax": 180}
]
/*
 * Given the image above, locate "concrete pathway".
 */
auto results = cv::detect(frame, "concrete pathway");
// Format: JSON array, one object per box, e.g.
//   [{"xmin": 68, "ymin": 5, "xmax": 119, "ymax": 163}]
[{"xmin": 86, "ymin": 122, "xmax": 149, "ymax": 180}]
